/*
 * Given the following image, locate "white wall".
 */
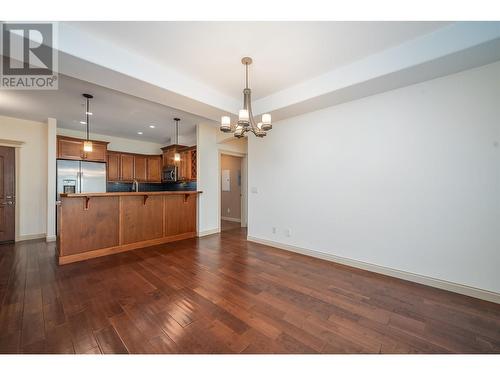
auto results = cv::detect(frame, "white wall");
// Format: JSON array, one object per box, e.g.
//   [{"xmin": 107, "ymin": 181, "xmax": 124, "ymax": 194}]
[
  {"xmin": 57, "ymin": 128, "xmax": 165, "ymax": 154},
  {"xmin": 197, "ymin": 123, "xmax": 219, "ymax": 235},
  {"xmin": 248, "ymin": 61, "xmax": 500, "ymax": 295},
  {"xmin": 0, "ymin": 115, "xmax": 48, "ymax": 240},
  {"xmin": 197, "ymin": 124, "xmax": 248, "ymax": 235}
]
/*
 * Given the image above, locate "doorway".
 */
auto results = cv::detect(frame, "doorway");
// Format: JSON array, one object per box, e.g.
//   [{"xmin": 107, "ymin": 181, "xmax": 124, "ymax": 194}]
[
  {"xmin": 220, "ymin": 153, "xmax": 246, "ymax": 232},
  {"xmin": 0, "ymin": 146, "xmax": 15, "ymax": 243}
]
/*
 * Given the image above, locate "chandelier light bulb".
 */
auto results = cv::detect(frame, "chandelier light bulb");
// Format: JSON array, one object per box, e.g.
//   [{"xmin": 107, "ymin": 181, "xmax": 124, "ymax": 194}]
[
  {"xmin": 220, "ymin": 116, "xmax": 231, "ymax": 132},
  {"xmin": 238, "ymin": 109, "xmax": 249, "ymax": 122},
  {"xmin": 262, "ymin": 113, "xmax": 271, "ymax": 124}
]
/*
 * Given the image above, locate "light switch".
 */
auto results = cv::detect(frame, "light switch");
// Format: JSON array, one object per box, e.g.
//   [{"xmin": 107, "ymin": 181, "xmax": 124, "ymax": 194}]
[{"xmin": 251, "ymin": 187, "xmax": 258, "ymax": 194}]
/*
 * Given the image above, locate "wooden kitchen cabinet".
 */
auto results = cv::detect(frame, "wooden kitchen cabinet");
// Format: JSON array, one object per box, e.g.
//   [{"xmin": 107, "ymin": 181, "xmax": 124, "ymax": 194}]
[
  {"xmin": 57, "ymin": 136, "xmax": 108, "ymax": 162},
  {"xmin": 178, "ymin": 147, "xmax": 197, "ymax": 181},
  {"xmin": 147, "ymin": 156, "xmax": 162, "ymax": 182},
  {"xmin": 120, "ymin": 154, "xmax": 135, "ymax": 181},
  {"xmin": 107, "ymin": 152, "xmax": 162, "ymax": 183},
  {"xmin": 134, "ymin": 155, "xmax": 148, "ymax": 182},
  {"xmin": 84, "ymin": 142, "xmax": 107, "ymax": 162},
  {"xmin": 57, "ymin": 137, "xmax": 84, "ymax": 160},
  {"xmin": 162, "ymin": 146, "xmax": 176, "ymax": 168},
  {"xmin": 107, "ymin": 152, "xmax": 120, "ymax": 181}
]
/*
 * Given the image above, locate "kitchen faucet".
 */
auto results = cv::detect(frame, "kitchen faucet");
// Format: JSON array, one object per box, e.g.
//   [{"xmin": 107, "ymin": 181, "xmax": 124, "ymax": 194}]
[{"xmin": 132, "ymin": 179, "xmax": 139, "ymax": 192}]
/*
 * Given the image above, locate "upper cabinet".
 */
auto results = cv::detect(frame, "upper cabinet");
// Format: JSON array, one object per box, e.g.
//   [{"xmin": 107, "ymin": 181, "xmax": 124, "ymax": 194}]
[
  {"xmin": 107, "ymin": 151, "xmax": 162, "ymax": 183},
  {"xmin": 57, "ymin": 136, "xmax": 108, "ymax": 162},
  {"xmin": 177, "ymin": 146, "xmax": 197, "ymax": 182},
  {"xmin": 120, "ymin": 154, "xmax": 135, "ymax": 182},
  {"xmin": 107, "ymin": 152, "xmax": 121, "ymax": 181},
  {"xmin": 134, "ymin": 155, "xmax": 148, "ymax": 182},
  {"xmin": 147, "ymin": 156, "xmax": 162, "ymax": 183}
]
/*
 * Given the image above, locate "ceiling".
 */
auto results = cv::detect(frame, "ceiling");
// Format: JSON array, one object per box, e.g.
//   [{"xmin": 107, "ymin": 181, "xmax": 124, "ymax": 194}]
[
  {"xmin": 2, "ymin": 21, "xmax": 499, "ymax": 143},
  {"xmin": 0, "ymin": 74, "xmax": 206, "ymax": 143},
  {"xmin": 67, "ymin": 21, "xmax": 450, "ymax": 100}
]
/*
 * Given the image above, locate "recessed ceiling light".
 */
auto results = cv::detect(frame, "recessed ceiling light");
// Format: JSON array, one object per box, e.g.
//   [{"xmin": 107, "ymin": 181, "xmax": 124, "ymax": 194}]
[
  {"xmin": 137, "ymin": 131, "xmax": 143, "ymax": 135},
  {"xmin": 149, "ymin": 125, "xmax": 156, "ymax": 128},
  {"xmin": 80, "ymin": 121, "xmax": 87, "ymax": 124}
]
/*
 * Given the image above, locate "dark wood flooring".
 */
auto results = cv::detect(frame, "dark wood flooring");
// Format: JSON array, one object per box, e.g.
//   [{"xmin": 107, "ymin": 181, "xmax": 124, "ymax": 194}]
[
  {"xmin": 221, "ymin": 220, "xmax": 242, "ymax": 232},
  {"xmin": 1, "ymin": 227, "xmax": 499, "ymax": 354}
]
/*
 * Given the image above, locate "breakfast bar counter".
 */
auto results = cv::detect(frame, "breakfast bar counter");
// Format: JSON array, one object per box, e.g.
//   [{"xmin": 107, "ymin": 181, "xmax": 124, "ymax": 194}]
[{"xmin": 57, "ymin": 191, "xmax": 201, "ymax": 265}]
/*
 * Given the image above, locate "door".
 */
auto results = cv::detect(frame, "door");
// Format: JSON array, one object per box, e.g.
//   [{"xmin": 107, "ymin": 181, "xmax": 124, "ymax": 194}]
[
  {"xmin": 0, "ymin": 146, "xmax": 15, "ymax": 243},
  {"xmin": 107, "ymin": 152, "xmax": 120, "ymax": 181},
  {"xmin": 84, "ymin": 142, "xmax": 107, "ymax": 162},
  {"xmin": 81, "ymin": 162, "xmax": 107, "ymax": 193},
  {"xmin": 57, "ymin": 137, "xmax": 83, "ymax": 160},
  {"xmin": 134, "ymin": 155, "xmax": 147, "ymax": 181},
  {"xmin": 120, "ymin": 154, "xmax": 134, "ymax": 181},
  {"xmin": 147, "ymin": 156, "xmax": 162, "ymax": 182}
]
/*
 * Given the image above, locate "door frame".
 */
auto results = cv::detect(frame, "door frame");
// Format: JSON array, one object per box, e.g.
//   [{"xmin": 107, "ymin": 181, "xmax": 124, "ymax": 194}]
[{"xmin": 218, "ymin": 150, "xmax": 248, "ymax": 231}]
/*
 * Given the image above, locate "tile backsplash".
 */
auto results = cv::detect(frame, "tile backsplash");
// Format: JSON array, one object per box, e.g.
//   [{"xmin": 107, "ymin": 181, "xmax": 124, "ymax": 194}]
[{"xmin": 107, "ymin": 181, "xmax": 197, "ymax": 192}]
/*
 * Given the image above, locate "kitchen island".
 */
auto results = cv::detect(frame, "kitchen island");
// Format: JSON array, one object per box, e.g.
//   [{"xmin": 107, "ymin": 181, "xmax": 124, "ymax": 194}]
[{"xmin": 57, "ymin": 191, "xmax": 201, "ymax": 265}]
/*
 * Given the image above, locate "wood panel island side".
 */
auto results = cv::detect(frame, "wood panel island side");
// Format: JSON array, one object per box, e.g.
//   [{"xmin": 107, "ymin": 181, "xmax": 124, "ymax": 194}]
[{"xmin": 57, "ymin": 191, "xmax": 201, "ymax": 265}]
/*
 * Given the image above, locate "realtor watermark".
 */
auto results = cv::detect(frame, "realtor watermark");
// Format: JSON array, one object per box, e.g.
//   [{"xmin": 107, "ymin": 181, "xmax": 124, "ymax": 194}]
[{"xmin": 1, "ymin": 22, "xmax": 58, "ymax": 90}]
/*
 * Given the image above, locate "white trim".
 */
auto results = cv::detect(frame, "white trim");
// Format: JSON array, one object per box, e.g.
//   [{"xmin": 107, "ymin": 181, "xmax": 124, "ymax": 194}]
[
  {"xmin": 197, "ymin": 228, "xmax": 220, "ymax": 237},
  {"xmin": 247, "ymin": 236, "xmax": 500, "ymax": 305},
  {"xmin": 46, "ymin": 235, "xmax": 57, "ymax": 243},
  {"xmin": 221, "ymin": 216, "xmax": 241, "ymax": 223},
  {"xmin": 15, "ymin": 233, "xmax": 46, "ymax": 242}
]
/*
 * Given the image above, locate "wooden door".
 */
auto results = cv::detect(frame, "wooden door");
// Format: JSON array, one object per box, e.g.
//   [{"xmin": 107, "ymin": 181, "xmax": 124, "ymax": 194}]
[
  {"xmin": 84, "ymin": 142, "xmax": 107, "ymax": 162},
  {"xmin": 57, "ymin": 137, "xmax": 83, "ymax": 160},
  {"xmin": 147, "ymin": 156, "xmax": 162, "ymax": 182},
  {"xmin": 0, "ymin": 146, "xmax": 15, "ymax": 243},
  {"xmin": 107, "ymin": 152, "xmax": 120, "ymax": 181},
  {"xmin": 120, "ymin": 154, "xmax": 134, "ymax": 181},
  {"xmin": 134, "ymin": 155, "xmax": 148, "ymax": 181}
]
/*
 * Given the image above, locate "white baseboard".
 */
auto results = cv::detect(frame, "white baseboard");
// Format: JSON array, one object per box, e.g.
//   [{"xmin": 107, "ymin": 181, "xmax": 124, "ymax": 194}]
[
  {"xmin": 197, "ymin": 228, "xmax": 220, "ymax": 237},
  {"xmin": 46, "ymin": 235, "xmax": 57, "ymax": 243},
  {"xmin": 247, "ymin": 236, "xmax": 500, "ymax": 305},
  {"xmin": 221, "ymin": 216, "xmax": 241, "ymax": 223},
  {"xmin": 15, "ymin": 233, "xmax": 46, "ymax": 242}
]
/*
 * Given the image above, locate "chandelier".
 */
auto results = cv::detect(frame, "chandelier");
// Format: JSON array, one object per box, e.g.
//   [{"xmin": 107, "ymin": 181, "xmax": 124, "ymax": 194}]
[{"xmin": 220, "ymin": 57, "xmax": 272, "ymax": 138}]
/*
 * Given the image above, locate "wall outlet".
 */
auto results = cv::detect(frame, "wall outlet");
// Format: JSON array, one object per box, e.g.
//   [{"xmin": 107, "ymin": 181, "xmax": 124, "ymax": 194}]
[
  {"xmin": 285, "ymin": 228, "xmax": 292, "ymax": 237},
  {"xmin": 272, "ymin": 227, "xmax": 277, "ymax": 234},
  {"xmin": 227, "ymin": 208, "xmax": 230, "ymax": 214}
]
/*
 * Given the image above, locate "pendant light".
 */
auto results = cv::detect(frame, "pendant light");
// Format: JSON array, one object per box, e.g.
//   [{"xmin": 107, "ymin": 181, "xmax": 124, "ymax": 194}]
[
  {"xmin": 82, "ymin": 93, "xmax": 93, "ymax": 152},
  {"xmin": 173, "ymin": 118, "xmax": 181, "ymax": 162}
]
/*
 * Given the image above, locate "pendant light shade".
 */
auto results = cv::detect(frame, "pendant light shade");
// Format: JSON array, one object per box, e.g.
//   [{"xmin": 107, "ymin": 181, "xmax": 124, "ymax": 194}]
[
  {"xmin": 83, "ymin": 141, "xmax": 93, "ymax": 152},
  {"xmin": 82, "ymin": 93, "xmax": 93, "ymax": 152}
]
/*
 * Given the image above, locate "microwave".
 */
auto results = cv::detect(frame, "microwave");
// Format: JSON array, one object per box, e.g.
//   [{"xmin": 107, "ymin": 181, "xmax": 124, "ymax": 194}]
[{"xmin": 162, "ymin": 165, "xmax": 177, "ymax": 182}]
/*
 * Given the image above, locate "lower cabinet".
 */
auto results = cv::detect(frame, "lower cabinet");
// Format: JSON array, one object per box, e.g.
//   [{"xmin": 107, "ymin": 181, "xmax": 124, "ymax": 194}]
[{"xmin": 164, "ymin": 194, "xmax": 196, "ymax": 236}]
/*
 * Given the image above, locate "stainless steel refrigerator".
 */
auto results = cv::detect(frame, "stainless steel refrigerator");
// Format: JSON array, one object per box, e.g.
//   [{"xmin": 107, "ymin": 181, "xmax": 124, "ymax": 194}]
[{"xmin": 56, "ymin": 160, "xmax": 107, "ymax": 198}]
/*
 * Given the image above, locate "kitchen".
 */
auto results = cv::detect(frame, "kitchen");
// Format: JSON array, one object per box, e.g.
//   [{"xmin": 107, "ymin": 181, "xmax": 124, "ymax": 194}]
[{"xmin": 52, "ymin": 83, "xmax": 203, "ymax": 265}]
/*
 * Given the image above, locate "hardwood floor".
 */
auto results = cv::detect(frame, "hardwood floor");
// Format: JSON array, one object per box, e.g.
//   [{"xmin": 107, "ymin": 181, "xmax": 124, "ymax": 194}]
[
  {"xmin": 221, "ymin": 220, "xmax": 241, "ymax": 232},
  {"xmin": 1, "ymin": 227, "xmax": 499, "ymax": 354}
]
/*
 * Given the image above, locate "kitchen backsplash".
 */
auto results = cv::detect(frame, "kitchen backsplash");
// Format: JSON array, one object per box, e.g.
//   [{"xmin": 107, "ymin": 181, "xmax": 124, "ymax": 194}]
[{"xmin": 107, "ymin": 181, "xmax": 197, "ymax": 192}]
